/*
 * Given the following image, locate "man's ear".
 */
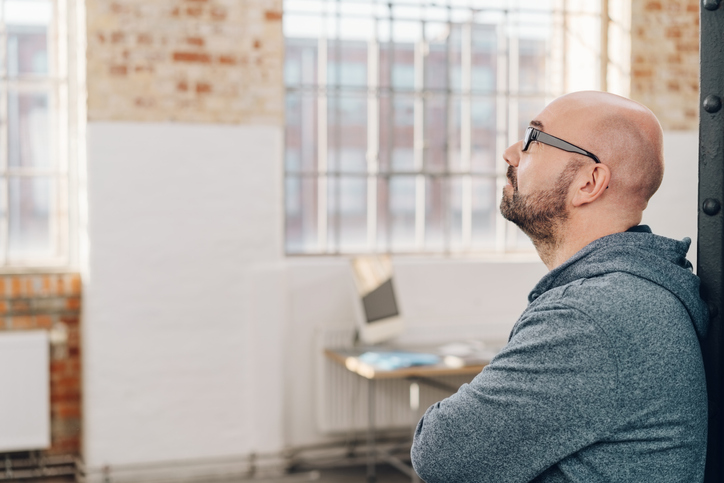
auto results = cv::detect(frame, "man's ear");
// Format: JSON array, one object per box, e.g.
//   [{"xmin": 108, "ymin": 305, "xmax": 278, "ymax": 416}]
[{"xmin": 571, "ymin": 164, "xmax": 611, "ymax": 207}]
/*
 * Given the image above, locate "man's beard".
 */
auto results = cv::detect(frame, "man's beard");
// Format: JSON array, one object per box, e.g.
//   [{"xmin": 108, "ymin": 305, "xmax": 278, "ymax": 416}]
[{"xmin": 499, "ymin": 162, "xmax": 582, "ymax": 246}]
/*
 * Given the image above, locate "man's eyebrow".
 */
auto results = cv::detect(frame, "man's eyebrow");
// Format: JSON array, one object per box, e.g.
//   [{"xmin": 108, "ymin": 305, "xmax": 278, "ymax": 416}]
[{"xmin": 529, "ymin": 120, "xmax": 544, "ymax": 129}]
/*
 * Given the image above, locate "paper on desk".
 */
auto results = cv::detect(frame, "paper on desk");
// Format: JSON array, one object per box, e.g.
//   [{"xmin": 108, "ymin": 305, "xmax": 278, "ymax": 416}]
[
  {"xmin": 358, "ymin": 351, "xmax": 440, "ymax": 371},
  {"xmin": 437, "ymin": 340, "xmax": 502, "ymax": 368}
]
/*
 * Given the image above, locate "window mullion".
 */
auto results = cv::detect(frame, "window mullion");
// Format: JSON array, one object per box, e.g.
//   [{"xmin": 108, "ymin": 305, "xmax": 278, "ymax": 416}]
[
  {"xmin": 444, "ymin": 8, "xmax": 452, "ymax": 255},
  {"xmin": 385, "ymin": 6, "xmax": 393, "ymax": 252},
  {"xmin": 460, "ymin": 20, "xmax": 472, "ymax": 251},
  {"xmin": 413, "ymin": 23, "xmax": 426, "ymax": 251},
  {"xmin": 366, "ymin": 37, "xmax": 379, "ymax": 251},
  {"xmin": 317, "ymin": 34, "xmax": 328, "ymax": 253},
  {"xmin": 56, "ymin": 0, "xmax": 69, "ymax": 262},
  {"xmin": 0, "ymin": 0, "xmax": 7, "ymax": 265}
]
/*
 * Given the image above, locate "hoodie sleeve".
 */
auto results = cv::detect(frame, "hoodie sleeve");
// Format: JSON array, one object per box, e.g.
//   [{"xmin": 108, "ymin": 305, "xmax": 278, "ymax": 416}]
[{"xmin": 411, "ymin": 303, "xmax": 619, "ymax": 483}]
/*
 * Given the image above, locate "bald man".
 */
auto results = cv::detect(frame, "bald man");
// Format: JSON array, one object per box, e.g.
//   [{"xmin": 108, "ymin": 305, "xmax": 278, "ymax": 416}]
[{"xmin": 411, "ymin": 92, "xmax": 708, "ymax": 482}]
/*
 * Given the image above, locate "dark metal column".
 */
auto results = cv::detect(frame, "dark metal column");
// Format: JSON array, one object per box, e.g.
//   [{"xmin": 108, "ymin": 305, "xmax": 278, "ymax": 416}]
[{"xmin": 698, "ymin": 1, "xmax": 724, "ymax": 481}]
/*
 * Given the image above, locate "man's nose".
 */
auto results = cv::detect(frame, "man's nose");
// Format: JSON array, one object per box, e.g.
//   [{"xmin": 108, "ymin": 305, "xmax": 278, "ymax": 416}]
[{"xmin": 503, "ymin": 140, "xmax": 523, "ymax": 167}]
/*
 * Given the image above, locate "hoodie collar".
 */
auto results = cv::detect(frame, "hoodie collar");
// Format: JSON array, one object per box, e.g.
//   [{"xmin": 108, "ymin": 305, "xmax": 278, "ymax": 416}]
[{"xmin": 527, "ymin": 226, "xmax": 707, "ymax": 339}]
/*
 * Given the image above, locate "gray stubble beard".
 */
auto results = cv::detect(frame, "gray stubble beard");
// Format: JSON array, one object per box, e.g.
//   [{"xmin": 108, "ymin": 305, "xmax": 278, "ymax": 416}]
[{"xmin": 499, "ymin": 161, "xmax": 582, "ymax": 249}]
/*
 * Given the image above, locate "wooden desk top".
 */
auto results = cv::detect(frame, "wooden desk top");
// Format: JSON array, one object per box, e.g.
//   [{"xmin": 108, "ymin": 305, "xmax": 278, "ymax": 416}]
[{"xmin": 324, "ymin": 347, "xmax": 489, "ymax": 380}]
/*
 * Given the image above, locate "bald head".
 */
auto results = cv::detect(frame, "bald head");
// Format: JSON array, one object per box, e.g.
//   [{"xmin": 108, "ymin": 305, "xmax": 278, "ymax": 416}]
[{"xmin": 544, "ymin": 91, "xmax": 665, "ymax": 211}]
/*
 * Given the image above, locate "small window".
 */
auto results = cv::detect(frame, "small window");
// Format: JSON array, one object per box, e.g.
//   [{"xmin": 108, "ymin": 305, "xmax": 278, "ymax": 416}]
[{"xmin": 0, "ymin": 0, "xmax": 75, "ymax": 267}]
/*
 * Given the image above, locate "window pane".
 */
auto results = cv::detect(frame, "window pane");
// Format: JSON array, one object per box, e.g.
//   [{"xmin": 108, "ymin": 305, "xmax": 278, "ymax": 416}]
[
  {"xmin": 448, "ymin": 25, "xmax": 462, "ymax": 93},
  {"xmin": 471, "ymin": 25, "xmax": 497, "ymax": 94},
  {"xmin": 285, "ymin": 92, "xmax": 319, "ymax": 173},
  {"xmin": 391, "ymin": 43, "xmax": 415, "ymax": 91},
  {"xmin": 471, "ymin": 98, "xmax": 496, "ymax": 173},
  {"xmin": 328, "ymin": 94, "xmax": 366, "ymax": 173},
  {"xmin": 285, "ymin": 175, "xmax": 318, "ymax": 253},
  {"xmin": 448, "ymin": 177, "xmax": 463, "ymax": 250},
  {"xmin": 392, "ymin": 20, "xmax": 422, "ymax": 44},
  {"xmin": 378, "ymin": 35, "xmax": 392, "ymax": 88},
  {"xmin": 328, "ymin": 40, "xmax": 367, "ymax": 88},
  {"xmin": 425, "ymin": 95, "xmax": 448, "ymax": 173},
  {"xmin": 425, "ymin": 176, "xmax": 447, "ymax": 251},
  {"xmin": 338, "ymin": 17, "xmax": 374, "ymax": 42},
  {"xmin": 448, "ymin": 98, "xmax": 462, "ymax": 171},
  {"xmin": 519, "ymin": 38, "xmax": 547, "ymax": 94},
  {"xmin": 5, "ymin": 0, "xmax": 51, "ymax": 76},
  {"xmin": 471, "ymin": 176, "xmax": 497, "ymax": 249},
  {"xmin": 8, "ymin": 176, "xmax": 54, "ymax": 259},
  {"xmin": 284, "ymin": 0, "xmax": 325, "ymax": 15},
  {"xmin": 8, "ymin": 90, "xmax": 52, "ymax": 168},
  {"xmin": 283, "ymin": 12, "xmax": 324, "ymax": 39},
  {"xmin": 380, "ymin": 95, "xmax": 415, "ymax": 173},
  {"xmin": 328, "ymin": 176, "xmax": 367, "ymax": 252},
  {"xmin": 390, "ymin": 95, "xmax": 414, "ymax": 171},
  {"xmin": 426, "ymin": 23, "xmax": 450, "ymax": 92},
  {"xmin": 389, "ymin": 175, "xmax": 416, "ymax": 251},
  {"xmin": 285, "ymin": 37, "xmax": 317, "ymax": 86}
]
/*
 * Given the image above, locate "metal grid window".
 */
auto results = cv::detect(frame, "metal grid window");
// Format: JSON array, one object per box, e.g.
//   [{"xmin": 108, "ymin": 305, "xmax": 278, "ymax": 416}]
[
  {"xmin": 0, "ymin": 0, "xmax": 73, "ymax": 267},
  {"xmin": 284, "ymin": 0, "xmax": 603, "ymax": 255}
]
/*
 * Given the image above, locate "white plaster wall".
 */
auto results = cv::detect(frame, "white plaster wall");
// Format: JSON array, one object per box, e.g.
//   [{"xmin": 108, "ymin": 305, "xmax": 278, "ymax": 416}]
[
  {"xmin": 642, "ymin": 131, "xmax": 699, "ymax": 267},
  {"xmin": 83, "ymin": 122, "xmax": 283, "ymax": 469}
]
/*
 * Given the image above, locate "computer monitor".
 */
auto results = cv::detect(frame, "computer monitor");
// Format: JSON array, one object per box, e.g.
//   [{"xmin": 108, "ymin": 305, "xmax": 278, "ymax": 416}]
[{"xmin": 349, "ymin": 256, "xmax": 405, "ymax": 345}]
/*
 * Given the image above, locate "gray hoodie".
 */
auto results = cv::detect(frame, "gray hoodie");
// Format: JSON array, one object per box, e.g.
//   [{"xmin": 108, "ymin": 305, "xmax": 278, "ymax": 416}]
[{"xmin": 411, "ymin": 227, "xmax": 708, "ymax": 482}]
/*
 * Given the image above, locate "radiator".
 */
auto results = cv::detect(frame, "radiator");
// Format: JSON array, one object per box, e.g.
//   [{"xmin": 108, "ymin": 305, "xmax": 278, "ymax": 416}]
[
  {"xmin": 314, "ymin": 328, "xmax": 476, "ymax": 434},
  {"xmin": 0, "ymin": 330, "xmax": 50, "ymax": 452}
]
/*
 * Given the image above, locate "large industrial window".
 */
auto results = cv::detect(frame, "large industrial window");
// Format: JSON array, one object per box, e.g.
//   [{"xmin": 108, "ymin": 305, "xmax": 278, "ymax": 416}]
[
  {"xmin": 284, "ymin": 0, "xmax": 606, "ymax": 255},
  {"xmin": 0, "ymin": 0, "xmax": 76, "ymax": 267}
]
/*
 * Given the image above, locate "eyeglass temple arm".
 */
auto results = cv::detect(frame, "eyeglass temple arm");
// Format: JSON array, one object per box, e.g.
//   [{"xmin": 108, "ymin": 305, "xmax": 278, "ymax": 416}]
[{"xmin": 536, "ymin": 131, "xmax": 601, "ymax": 163}]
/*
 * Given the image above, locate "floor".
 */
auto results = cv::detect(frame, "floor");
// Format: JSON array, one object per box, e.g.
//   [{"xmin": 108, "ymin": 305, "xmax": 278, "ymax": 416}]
[
  {"xmin": 25, "ymin": 463, "xmax": 414, "ymax": 483},
  {"xmin": 255, "ymin": 464, "xmax": 413, "ymax": 483}
]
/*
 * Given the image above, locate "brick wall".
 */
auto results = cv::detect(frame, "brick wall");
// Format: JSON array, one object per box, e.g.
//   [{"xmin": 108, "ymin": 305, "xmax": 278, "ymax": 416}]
[
  {"xmin": 630, "ymin": 0, "xmax": 699, "ymax": 130},
  {"xmin": 0, "ymin": 274, "xmax": 82, "ymax": 455},
  {"xmin": 86, "ymin": 0, "xmax": 283, "ymax": 124}
]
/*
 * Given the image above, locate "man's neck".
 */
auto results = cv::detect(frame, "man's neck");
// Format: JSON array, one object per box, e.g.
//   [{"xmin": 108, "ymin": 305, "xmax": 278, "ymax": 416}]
[
  {"xmin": 536, "ymin": 237, "xmax": 587, "ymax": 270},
  {"xmin": 534, "ymin": 221, "xmax": 637, "ymax": 270}
]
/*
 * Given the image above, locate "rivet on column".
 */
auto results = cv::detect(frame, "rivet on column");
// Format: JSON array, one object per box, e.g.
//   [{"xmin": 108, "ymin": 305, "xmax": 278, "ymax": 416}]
[
  {"xmin": 704, "ymin": 0, "xmax": 721, "ymax": 11},
  {"xmin": 703, "ymin": 198, "xmax": 722, "ymax": 216},
  {"xmin": 704, "ymin": 95, "xmax": 722, "ymax": 113}
]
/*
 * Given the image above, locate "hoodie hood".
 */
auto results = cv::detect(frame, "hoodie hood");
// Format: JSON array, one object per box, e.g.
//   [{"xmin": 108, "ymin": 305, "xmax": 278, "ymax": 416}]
[{"xmin": 529, "ymin": 226, "xmax": 708, "ymax": 340}]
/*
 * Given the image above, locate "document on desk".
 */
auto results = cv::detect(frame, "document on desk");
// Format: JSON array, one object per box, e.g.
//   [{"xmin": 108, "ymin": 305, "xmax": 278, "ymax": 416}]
[
  {"xmin": 358, "ymin": 351, "xmax": 440, "ymax": 371},
  {"xmin": 437, "ymin": 341, "xmax": 502, "ymax": 368}
]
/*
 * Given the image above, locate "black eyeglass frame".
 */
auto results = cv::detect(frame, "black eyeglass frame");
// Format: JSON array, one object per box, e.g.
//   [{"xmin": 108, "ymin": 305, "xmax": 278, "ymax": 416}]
[{"xmin": 522, "ymin": 126, "xmax": 601, "ymax": 164}]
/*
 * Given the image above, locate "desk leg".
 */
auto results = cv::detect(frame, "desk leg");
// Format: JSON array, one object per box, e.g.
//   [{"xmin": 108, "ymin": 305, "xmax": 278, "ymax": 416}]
[
  {"xmin": 409, "ymin": 382, "xmax": 421, "ymax": 483},
  {"xmin": 367, "ymin": 378, "xmax": 376, "ymax": 483}
]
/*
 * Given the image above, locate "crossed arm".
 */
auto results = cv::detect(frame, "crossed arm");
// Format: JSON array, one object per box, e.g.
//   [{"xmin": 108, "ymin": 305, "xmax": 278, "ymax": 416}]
[{"xmin": 410, "ymin": 305, "xmax": 618, "ymax": 483}]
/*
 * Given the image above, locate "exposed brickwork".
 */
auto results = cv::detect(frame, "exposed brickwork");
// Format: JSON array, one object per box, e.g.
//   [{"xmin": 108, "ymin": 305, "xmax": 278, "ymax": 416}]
[
  {"xmin": 0, "ymin": 274, "xmax": 82, "ymax": 455},
  {"xmin": 86, "ymin": 0, "xmax": 283, "ymax": 124},
  {"xmin": 630, "ymin": 0, "xmax": 699, "ymax": 130}
]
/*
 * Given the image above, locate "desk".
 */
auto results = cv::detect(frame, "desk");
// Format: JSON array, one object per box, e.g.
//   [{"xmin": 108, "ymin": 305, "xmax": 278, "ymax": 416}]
[{"xmin": 324, "ymin": 347, "xmax": 489, "ymax": 483}]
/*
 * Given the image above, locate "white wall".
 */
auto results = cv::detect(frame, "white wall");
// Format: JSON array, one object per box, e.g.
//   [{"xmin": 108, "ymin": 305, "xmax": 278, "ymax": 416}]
[
  {"xmin": 84, "ymin": 122, "xmax": 283, "ymax": 471},
  {"xmin": 82, "ymin": 125, "xmax": 699, "ymax": 476},
  {"xmin": 642, "ymin": 131, "xmax": 699, "ymax": 267}
]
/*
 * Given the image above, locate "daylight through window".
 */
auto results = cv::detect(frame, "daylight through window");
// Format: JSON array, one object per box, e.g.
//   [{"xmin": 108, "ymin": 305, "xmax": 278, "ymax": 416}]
[
  {"xmin": 284, "ymin": 0, "xmax": 603, "ymax": 255},
  {"xmin": 0, "ymin": 0, "xmax": 71, "ymax": 267}
]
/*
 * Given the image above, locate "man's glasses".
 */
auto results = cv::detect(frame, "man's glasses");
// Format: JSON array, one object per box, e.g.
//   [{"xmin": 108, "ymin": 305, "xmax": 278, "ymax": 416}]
[{"xmin": 522, "ymin": 126, "xmax": 601, "ymax": 164}]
